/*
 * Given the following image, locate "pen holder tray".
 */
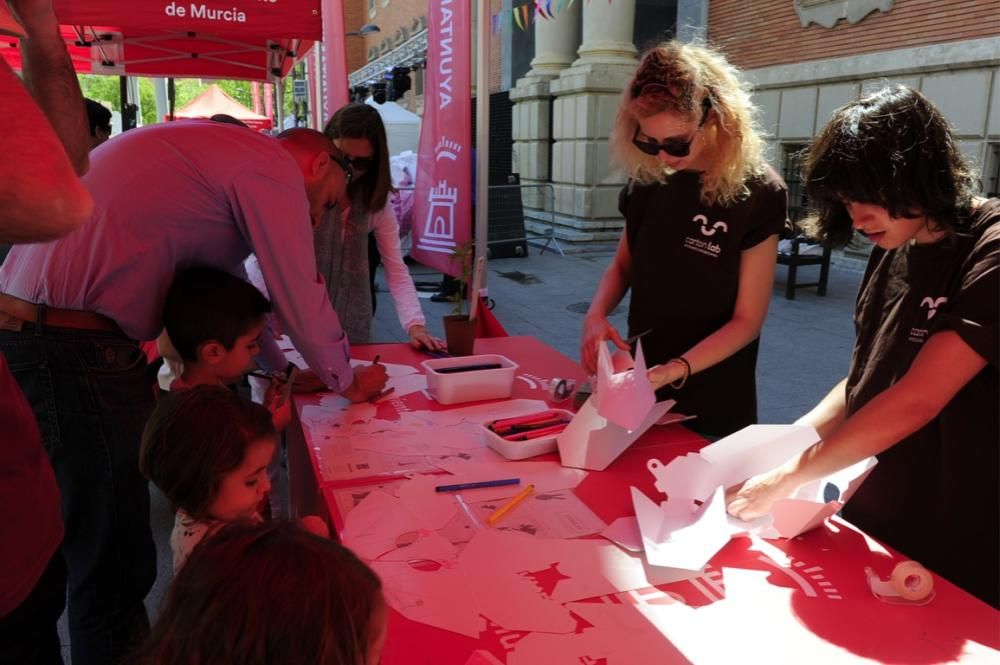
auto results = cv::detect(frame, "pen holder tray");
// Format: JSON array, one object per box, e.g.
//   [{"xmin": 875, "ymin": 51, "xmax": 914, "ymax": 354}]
[
  {"xmin": 421, "ymin": 354, "xmax": 519, "ymax": 405},
  {"xmin": 481, "ymin": 409, "xmax": 574, "ymax": 460}
]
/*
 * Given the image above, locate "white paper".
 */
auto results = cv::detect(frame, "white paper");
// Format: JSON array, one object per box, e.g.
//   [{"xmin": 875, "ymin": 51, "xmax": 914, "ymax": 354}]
[
  {"xmin": 632, "ymin": 486, "xmax": 731, "ymax": 571},
  {"xmin": 464, "ymin": 489, "xmax": 607, "ymax": 539},
  {"xmin": 340, "ymin": 490, "xmax": 457, "ymax": 562},
  {"xmin": 601, "ymin": 516, "xmax": 644, "ymax": 552},
  {"xmin": 557, "ymin": 398, "xmax": 674, "ymax": 471},
  {"xmin": 593, "ymin": 340, "xmax": 656, "ymax": 432},
  {"xmin": 370, "ymin": 560, "xmax": 486, "ymax": 638},
  {"xmin": 350, "ymin": 357, "xmax": 418, "ymax": 378}
]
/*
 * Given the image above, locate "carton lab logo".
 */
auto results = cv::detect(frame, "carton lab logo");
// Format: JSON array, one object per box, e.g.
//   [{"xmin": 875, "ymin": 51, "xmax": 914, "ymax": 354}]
[
  {"xmin": 920, "ymin": 296, "xmax": 947, "ymax": 320},
  {"xmin": 694, "ymin": 214, "xmax": 728, "ymax": 237}
]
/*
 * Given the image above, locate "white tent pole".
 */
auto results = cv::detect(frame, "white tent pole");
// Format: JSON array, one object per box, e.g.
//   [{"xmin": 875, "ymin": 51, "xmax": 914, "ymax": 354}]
[{"xmin": 474, "ymin": 0, "xmax": 490, "ymax": 293}]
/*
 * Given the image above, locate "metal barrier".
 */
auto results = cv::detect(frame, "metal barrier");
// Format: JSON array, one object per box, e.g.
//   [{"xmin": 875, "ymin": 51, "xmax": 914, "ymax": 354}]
[{"xmin": 392, "ymin": 183, "xmax": 564, "ymax": 258}]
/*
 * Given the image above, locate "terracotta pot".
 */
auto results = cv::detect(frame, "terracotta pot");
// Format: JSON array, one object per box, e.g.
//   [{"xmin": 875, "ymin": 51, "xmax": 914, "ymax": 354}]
[{"xmin": 443, "ymin": 314, "xmax": 477, "ymax": 356}]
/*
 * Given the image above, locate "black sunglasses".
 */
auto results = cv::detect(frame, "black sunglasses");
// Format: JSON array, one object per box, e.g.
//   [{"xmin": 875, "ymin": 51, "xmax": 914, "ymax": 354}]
[
  {"xmin": 329, "ymin": 152, "xmax": 354, "ymax": 185},
  {"xmin": 631, "ymin": 98, "xmax": 712, "ymax": 158},
  {"xmin": 345, "ymin": 156, "xmax": 375, "ymax": 173}
]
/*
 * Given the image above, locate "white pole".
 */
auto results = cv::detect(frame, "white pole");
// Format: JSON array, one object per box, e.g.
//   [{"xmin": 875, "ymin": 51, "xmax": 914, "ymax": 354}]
[{"xmin": 475, "ymin": 0, "xmax": 490, "ymax": 293}]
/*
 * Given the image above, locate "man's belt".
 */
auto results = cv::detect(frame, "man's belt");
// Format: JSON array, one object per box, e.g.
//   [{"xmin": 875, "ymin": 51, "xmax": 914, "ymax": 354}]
[{"xmin": 0, "ymin": 293, "xmax": 122, "ymax": 333}]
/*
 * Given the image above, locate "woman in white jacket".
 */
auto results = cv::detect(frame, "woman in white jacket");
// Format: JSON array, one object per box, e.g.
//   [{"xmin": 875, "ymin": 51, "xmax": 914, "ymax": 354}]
[{"xmin": 318, "ymin": 103, "xmax": 445, "ymax": 350}]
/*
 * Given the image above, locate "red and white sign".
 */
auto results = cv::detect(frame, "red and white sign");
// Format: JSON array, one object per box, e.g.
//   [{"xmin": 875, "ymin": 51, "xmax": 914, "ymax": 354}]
[
  {"xmin": 54, "ymin": 0, "xmax": 322, "ymax": 40},
  {"xmin": 410, "ymin": 0, "xmax": 472, "ymax": 277}
]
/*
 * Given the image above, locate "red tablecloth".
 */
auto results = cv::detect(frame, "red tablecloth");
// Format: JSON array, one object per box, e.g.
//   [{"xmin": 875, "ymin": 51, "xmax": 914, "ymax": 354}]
[{"xmin": 288, "ymin": 337, "xmax": 999, "ymax": 665}]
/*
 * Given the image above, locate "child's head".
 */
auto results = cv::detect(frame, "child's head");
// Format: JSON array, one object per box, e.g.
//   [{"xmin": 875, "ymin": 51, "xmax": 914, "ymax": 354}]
[
  {"xmin": 162, "ymin": 266, "xmax": 272, "ymax": 383},
  {"xmin": 803, "ymin": 85, "xmax": 978, "ymax": 247},
  {"xmin": 140, "ymin": 386, "xmax": 276, "ymax": 522},
  {"xmin": 138, "ymin": 520, "xmax": 386, "ymax": 665}
]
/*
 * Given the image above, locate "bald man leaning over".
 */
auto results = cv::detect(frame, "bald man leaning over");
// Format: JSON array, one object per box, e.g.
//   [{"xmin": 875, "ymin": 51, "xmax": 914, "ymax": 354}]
[{"xmin": 0, "ymin": 122, "xmax": 387, "ymax": 664}]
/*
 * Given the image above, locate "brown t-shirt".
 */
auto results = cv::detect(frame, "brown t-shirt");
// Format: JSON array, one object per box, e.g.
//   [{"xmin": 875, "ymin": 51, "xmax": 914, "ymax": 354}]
[
  {"xmin": 842, "ymin": 198, "xmax": 999, "ymax": 608},
  {"xmin": 621, "ymin": 166, "xmax": 788, "ymax": 437}
]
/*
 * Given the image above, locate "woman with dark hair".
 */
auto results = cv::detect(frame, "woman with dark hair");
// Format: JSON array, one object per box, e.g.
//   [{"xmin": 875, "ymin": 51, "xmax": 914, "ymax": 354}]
[
  {"xmin": 727, "ymin": 86, "xmax": 998, "ymax": 607},
  {"xmin": 135, "ymin": 521, "xmax": 386, "ymax": 664},
  {"xmin": 581, "ymin": 41, "xmax": 789, "ymax": 438},
  {"xmin": 319, "ymin": 103, "xmax": 445, "ymax": 350}
]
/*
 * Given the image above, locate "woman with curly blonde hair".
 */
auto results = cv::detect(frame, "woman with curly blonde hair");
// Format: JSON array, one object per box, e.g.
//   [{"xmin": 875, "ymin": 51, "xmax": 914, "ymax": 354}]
[{"xmin": 581, "ymin": 41, "xmax": 788, "ymax": 438}]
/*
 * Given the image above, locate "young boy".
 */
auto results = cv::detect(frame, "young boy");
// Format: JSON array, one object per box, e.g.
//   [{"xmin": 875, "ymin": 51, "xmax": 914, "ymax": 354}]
[
  {"xmin": 162, "ymin": 266, "xmax": 271, "ymax": 388},
  {"xmin": 160, "ymin": 266, "xmax": 291, "ymax": 429}
]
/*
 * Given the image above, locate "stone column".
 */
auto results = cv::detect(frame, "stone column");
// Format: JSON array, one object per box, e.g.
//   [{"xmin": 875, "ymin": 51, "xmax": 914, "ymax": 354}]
[
  {"xmin": 547, "ymin": 0, "xmax": 638, "ymax": 248},
  {"xmin": 509, "ymin": 2, "xmax": 581, "ymax": 223}
]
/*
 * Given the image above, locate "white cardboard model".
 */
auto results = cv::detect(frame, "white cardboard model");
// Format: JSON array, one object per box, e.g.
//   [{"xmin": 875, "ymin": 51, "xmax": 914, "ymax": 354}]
[
  {"xmin": 629, "ymin": 424, "xmax": 878, "ymax": 570},
  {"xmin": 557, "ymin": 341, "xmax": 673, "ymax": 471}
]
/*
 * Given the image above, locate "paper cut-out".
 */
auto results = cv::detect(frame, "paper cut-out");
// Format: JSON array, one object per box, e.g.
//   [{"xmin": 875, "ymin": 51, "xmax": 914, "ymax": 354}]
[
  {"xmin": 630, "ymin": 425, "xmax": 878, "ymax": 573},
  {"xmin": 593, "ymin": 340, "xmax": 655, "ymax": 432},
  {"xmin": 557, "ymin": 399, "xmax": 674, "ymax": 472}
]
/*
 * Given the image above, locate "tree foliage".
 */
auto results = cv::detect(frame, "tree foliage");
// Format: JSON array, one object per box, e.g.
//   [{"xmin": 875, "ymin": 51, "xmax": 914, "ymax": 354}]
[{"xmin": 78, "ymin": 75, "xmax": 296, "ymax": 127}]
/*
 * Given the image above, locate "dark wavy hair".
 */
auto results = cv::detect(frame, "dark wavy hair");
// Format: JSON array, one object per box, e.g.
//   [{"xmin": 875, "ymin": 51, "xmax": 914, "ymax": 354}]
[
  {"xmin": 324, "ymin": 103, "xmax": 394, "ymax": 212},
  {"xmin": 802, "ymin": 85, "xmax": 978, "ymax": 247},
  {"xmin": 134, "ymin": 521, "xmax": 384, "ymax": 665},
  {"xmin": 139, "ymin": 385, "xmax": 276, "ymax": 520}
]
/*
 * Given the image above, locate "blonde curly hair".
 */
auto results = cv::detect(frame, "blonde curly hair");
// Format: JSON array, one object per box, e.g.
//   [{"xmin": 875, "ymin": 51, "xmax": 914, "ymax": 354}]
[{"xmin": 610, "ymin": 41, "xmax": 767, "ymax": 207}]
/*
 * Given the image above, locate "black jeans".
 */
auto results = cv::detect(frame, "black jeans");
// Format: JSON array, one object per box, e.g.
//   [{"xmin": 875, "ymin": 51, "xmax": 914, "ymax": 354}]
[{"xmin": 0, "ymin": 324, "xmax": 157, "ymax": 665}]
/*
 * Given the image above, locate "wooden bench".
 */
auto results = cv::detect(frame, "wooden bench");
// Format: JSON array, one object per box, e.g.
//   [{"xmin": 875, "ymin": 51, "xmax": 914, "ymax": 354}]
[{"xmin": 777, "ymin": 234, "xmax": 832, "ymax": 300}]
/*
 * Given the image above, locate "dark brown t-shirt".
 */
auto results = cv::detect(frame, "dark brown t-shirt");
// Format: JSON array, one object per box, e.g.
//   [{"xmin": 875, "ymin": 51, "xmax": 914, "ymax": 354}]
[
  {"xmin": 621, "ymin": 166, "xmax": 788, "ymax": 437},
  {"xmin": 842, "ymin": 198, "xmax": 999, "ymax": 607}
]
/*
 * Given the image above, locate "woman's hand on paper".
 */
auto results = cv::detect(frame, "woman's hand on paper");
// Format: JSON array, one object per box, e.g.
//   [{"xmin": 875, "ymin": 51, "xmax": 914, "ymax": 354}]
[
  {"xmin": 725, "ymin": 465, "xmax": 798, "ymax": 521},
  {"xmin": 408, "ymin": 324, "xmax": 447, "ymax": 352},
  {"xmin": 580, "ymin": 315, "xmax": 630, "ymax": 375}
]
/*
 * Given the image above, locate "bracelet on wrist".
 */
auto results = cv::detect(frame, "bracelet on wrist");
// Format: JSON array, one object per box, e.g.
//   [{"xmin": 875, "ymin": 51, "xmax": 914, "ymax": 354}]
[{"xmin": 667, "ymin": 356, "xmax": 691, "ymax": 389}]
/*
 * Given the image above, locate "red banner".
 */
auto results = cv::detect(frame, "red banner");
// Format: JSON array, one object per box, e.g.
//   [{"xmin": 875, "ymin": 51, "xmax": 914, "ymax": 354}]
[
  {"xmin": 53, "ymin": 0, "xmax": 322, "ymax": 40},
  {"xmin": 410, "ymin": 0, "xmax": 472, "ymax": 277}
]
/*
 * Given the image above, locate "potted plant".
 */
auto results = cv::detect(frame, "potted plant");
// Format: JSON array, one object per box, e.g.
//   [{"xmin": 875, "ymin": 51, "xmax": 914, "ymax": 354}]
[{"xmin": 442, "ymin": 241, "xmax": 477, "ymax": 356}]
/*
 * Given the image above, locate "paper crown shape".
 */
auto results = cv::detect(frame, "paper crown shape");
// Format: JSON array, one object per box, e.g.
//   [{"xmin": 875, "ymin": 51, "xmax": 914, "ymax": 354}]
[{"xmin": 592, "ymin": 339, "xmax": 656, "ymax": 433}]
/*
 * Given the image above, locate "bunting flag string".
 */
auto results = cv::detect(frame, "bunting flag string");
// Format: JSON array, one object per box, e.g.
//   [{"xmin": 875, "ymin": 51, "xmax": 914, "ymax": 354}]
[{"xmin": 492, "ymin": 0, "xmax": 598, "ymax": 34}]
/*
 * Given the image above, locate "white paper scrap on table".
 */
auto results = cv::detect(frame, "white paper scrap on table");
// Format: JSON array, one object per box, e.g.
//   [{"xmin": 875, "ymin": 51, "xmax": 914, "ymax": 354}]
[
  {"xmin": 346, "ymin": 419, "xmax": 485, "ymax": 457},
  {"xmin": 601, "ymin": 516, "xmax": 643, "ymax": 552},
  {"xmin": 435, "ymin": 459, "xmax": 588, "ymax": 500},
  {"xmin": 340, "ymin": 490, "xmax": 457, "ymax": 563},
  {"xmin": 395, "ymin": 474, "xmax": 465, "ymax": 531},
  {"xmin": 465, "ymin": 489, "xmax": 607, "ymax": 539},
  {"xmin": 632, "ymin": 485, "xmax": 731, "ymax": 571},
  {"xmin": 593, "ymin": 340, "xmax": 656, "ymax": 433},
  {"xmin": 370, "ymin": 560, "xmax": 486, "ymax": 638}
]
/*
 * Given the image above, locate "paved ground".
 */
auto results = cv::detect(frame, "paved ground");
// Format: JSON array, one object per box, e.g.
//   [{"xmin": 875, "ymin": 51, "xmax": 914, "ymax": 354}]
[{"xmin": 61, "ymin": 245, "xmax": 863, "ymax": 659}]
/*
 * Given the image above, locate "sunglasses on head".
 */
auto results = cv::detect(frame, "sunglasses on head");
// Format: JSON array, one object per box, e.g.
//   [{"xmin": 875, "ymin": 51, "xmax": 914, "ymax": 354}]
[
  {"xmin": 631, "ymin": 97, "xmax": 712, "ymax": 158},
  {"xmin": 329, "ymin": 152, "xmax": 354, "ymax": 185}
]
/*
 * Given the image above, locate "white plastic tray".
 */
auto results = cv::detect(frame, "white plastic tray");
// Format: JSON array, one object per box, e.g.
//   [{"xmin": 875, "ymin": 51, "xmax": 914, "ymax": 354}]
[{"xmin": 421, "ymin": 354, "xmax": 519, "ymax": 405}]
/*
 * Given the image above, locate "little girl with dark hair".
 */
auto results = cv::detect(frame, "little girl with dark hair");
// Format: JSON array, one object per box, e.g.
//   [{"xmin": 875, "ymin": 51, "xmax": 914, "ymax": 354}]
[{"xmin": 139, "ymin": 386, "xmax": 327, "ymax": 572}]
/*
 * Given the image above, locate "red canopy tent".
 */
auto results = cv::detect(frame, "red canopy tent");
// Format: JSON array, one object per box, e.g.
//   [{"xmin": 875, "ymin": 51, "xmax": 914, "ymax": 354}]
[
  {"xmin": 172, "ymin": 83, "xmax": 272, "ymax": 130},
  {"xmin": 1, "ymin": 0, "xmax": 322, "ymax": 81}
]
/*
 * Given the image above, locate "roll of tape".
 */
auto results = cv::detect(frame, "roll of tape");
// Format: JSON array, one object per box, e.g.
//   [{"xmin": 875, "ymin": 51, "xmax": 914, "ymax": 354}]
[
  {"xmin": 548, "ymin": 378, "xmax": 576, "ymax": 402},
  {"xmin": 890, "ymin": 560, "xmax": 934, "ymax": 601}
]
